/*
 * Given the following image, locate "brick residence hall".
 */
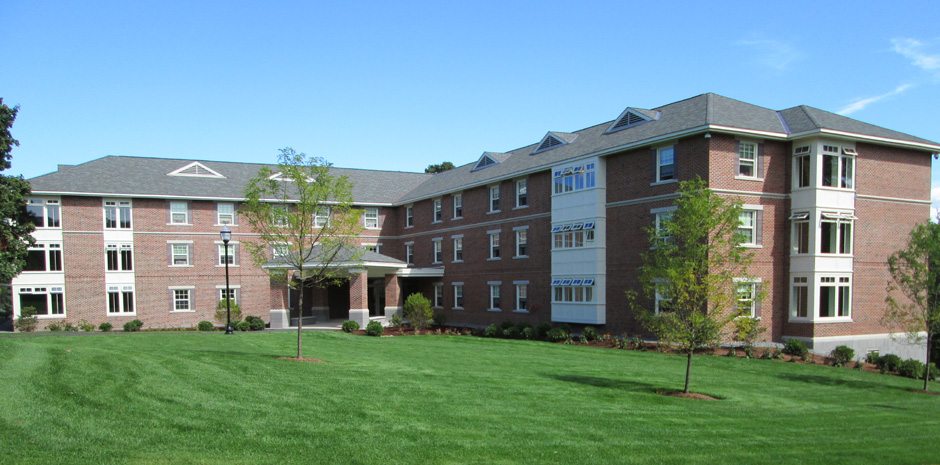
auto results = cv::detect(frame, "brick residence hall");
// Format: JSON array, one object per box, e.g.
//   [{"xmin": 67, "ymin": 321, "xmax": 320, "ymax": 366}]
[{"xmin": 12, "ymin": 93, "xmax": 939, "ymax": 357}]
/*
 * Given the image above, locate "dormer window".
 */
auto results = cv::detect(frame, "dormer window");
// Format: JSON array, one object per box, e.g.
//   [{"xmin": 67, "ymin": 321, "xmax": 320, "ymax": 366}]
[
  {"xmin": 167, "ymin": 162, "xmax": 225, "ymax": 179},
  {"xmin": 532, "ymin": 132, "xmax": 577, "ymax": 155},
  {"xmin": 472, "ymin": 152, "xmax": 506, "ymax": 171},
  {"xmin": 607, "ymin": 108, "xmax": 655, "ymax": 133}
]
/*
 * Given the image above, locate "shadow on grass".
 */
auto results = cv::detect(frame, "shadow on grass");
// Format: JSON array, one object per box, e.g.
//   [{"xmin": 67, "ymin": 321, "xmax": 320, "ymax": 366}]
[
  {"xmin": 775, "ymin": 373, "xmax": 910, "ymax": 392},
  {"xmin": 545, "ymin": 374, "xmax": 663, "ymax": 393}
]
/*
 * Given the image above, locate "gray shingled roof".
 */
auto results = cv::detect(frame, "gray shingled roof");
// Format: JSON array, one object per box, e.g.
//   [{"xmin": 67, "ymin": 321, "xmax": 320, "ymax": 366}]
[
  {"xmin": 29, "ymin": 93, "xmax": 940, "ymax": 206},
  {"xmin": 29, "ymin": 156, "xmax": 432, "ymax": 205}
]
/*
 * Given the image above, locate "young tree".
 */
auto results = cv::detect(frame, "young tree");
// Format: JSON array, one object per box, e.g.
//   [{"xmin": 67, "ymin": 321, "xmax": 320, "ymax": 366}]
[
  {"xmin": 884, "ymin": 220, "xmax": 940, "ymax": 391},
  {"xmin": 0, "ymin": 99, "xmax": 35, "ymax": 324},
  {"xmin": 630, "ymin": 178, "xmax": 756, "ymax": 393},
  {"xmin": 242, "ymin": 148, "xmax": 363, "ymax": 359}
]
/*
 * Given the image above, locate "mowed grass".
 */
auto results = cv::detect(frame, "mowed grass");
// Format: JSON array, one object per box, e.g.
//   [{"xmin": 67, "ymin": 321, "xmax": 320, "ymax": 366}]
[{"xmin": 0, "ymin": 331, "xmax": 938, "ymax": 465}]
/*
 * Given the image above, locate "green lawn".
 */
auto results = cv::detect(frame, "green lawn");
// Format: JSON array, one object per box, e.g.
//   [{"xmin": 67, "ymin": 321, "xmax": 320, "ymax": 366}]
[{"xmin": 0, "ymin": 331, "xmax": 938, "ymax": 465}]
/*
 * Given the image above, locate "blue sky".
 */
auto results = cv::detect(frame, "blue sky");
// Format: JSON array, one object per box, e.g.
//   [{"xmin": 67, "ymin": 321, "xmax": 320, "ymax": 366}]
[{"xmin": 2, "ymin": 0, "xmax": 939, "ymax": 217}]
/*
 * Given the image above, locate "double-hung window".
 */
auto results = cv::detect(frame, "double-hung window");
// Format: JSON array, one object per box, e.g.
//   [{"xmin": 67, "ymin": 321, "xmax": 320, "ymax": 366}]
[
  {"xmin": 432, "ymin": 199, "xmax": 442, "ymax": 223},
  {"xmin": 433, "ymin": 283, "xmax": 443, "ymax": 308},
  {"xmin": 735, "ymin": 281, "xmax": 758, "ymax": 317},
  {"xmin": 405, "ymin": 205, "xmax": 414, "ymax": 227},
  {"xmin": 218, "ymin": 243, "xmax": 238, "ymax": 266},
  {"xmin": 452, "ymin": 194, "xmax": 463, "ymax": 219},
  {"xmin": 104, "ymin": 200, "xmax": 132, "ymax": 229},
  {"xmin": 452, "ymin": 237, "xmax": 463, "ymax": 262},
  {"xmin": 738, "ymin": 210, "xmax": 761, "ymax": 246},
  {"xmin": 654, "ymin": 282, "xmax": 672, "ymax": 314},
  {"xmin": 314, "ymin": 207, "xmax": 330, "ymax": 228},
  {"xmin": 173, "ymin": 288, "xmax": 193, "ymax": 312},
  {"xmin": 432, "ymin": 238, "xmax": 442, "ymax": 264},
  {"xmin": 217, "ymin": 202, "xmax": 236, "ymax": 225},
  {"xmin": 515, "ymin": 283, "xmax": 528, "ymax": 312},
  {"xmin": 489, "ymin": 185, "xmax": 500, "ymax": 213},
  {"xmin": 405, "ymin": 242, "xmax": 414, "ymax": 265},
  {"xmin": 515, "ymin": 229, "xmax": 528, "ymax": 257},
  {"xmin": 489, "ymin": 283, "xmax": 501, "ymax": 310},
  {"xmin": 106, "ymin": 243, "xmax": 133, "ymax": 271},
  {"xmin": 737, "ymin": 141, "xmax": 759, "ymax": 178},
  {"xmin": 364, "ymin": 207, "xmax": 379, "ymax": 229},
  {"xmin": 219, "ymin": 287, "xmax": 237, "ymax": 304},
  {"xmin": 169, "ymin": 201, "xmax": 189, "ymax": 224},
  {"xmin": 453, "ymin": 284, "xmax": 464, "ymax": 308},
  {"xmin": 27, "ymin": 198, "xmax": 61, "ymax": 228},
  {"xmin": 170, "ymin": 243, "xmax": 192, "ymax": 266},
  {"xmin": 656, "ymin": 146, "xmax": 676, "ymax": 183},
  {"xmin": 488, "ymin": 232, "xmax": 500, "ymax": 259},
  {"xmin": 516, "ymin": 179, "xmax": 528, "ymax": 207}
]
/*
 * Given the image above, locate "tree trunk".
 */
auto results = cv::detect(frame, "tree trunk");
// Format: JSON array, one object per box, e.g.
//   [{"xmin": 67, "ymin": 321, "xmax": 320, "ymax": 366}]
[
  {"xmin": 684, "ymin": 349, "xmax": 693, "ymax": 393},
  {"xmin": 925, "ymin": 331, "xmax": 932, "ymax": 392},
  {"xmin": 296, "ymin": 267, "xmax": 303, "ymax": 360}
]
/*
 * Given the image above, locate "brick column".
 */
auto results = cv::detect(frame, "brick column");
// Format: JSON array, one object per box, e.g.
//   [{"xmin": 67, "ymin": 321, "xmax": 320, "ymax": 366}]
[
  {"xmin": 384, "ymin": 273, "xmax": 402, "ymax": 319},
  {"xmin": 348, "ymin": 269, "xmax": 369, "ymax": 327}
]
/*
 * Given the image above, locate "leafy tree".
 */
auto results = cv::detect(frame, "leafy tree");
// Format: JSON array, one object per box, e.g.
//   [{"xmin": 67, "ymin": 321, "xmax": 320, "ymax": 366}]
[
  {"xmin": 629, "ymin": 178, "xmax": 755, "ymax": 393},
  {"xmin": 424, "ymin": 161, "xmax": 455, "ymax": 174},
  {"xmin": 242, "ymin": 148, "xmax": 363, "ymax": 360},
  {"xmin": 884, "ymin": 220, "xmax": 940, "ymax": 391},
  {"xmin": 0, "ymin": 99, "xmax": 34, "ymax": 323},
  {"xmin": 403, "ymin": 292, "xmax": 433, "ymax": 330}
]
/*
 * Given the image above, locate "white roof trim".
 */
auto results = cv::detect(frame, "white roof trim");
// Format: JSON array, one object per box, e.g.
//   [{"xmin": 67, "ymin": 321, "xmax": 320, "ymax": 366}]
[
  {"xmin": 472, "ymin": 153, "xmax": 499, "ymax": 172},
  {"xmin": 396, "ymin": 267, "xmax": 445, "ymax": 277},
  {"xmin": 167, "ymin": 162, "xmax": 226, "ymax": 179},
  {"xmin": 28, "ymin": 191, "xmax": 395, "ymax": 207},
  {"xmin": 606, "ymin": 107, "xmax": 655, "ymax": 133},
  {"xmin": 531, "ymin": 132, "xmax": 576, "ymax": 155}
]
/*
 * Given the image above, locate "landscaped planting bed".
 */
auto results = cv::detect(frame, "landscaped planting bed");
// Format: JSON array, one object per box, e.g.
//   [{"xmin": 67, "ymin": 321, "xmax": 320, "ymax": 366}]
[{"xmin": 0, "ymin": 331, "xmax": 937, "ymax": 464}]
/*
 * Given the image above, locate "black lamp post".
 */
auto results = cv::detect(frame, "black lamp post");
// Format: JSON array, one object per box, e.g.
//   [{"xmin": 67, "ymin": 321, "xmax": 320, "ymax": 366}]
[{"xmin": 221, "ymin": 226, "xmax": 233, "ymax": 335}]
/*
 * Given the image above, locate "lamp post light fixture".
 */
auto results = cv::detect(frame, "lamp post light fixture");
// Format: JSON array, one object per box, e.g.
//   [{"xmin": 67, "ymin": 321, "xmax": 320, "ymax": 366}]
[{"xmin": 220, "ymin": 226, "xmax": 234, "ymax": 335}]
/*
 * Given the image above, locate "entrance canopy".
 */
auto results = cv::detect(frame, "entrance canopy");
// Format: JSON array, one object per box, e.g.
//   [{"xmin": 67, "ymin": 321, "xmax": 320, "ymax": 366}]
[{"xmin": 262, "ymin": 246, "xmax": 407, "ymax": 278}]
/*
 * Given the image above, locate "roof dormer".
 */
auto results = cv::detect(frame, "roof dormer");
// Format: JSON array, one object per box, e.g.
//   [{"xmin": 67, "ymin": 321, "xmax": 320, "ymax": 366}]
[
  {"xmin": 606, "ymin": 107, "xmax": 658, "ymax": 133},
  {"xmin": 472, "ymin": 152, "xmax": 507, "ymax": 172},
  {"xmin": 531, "ymin": 131, "xmax": 577, "ymax": 155},
  {"xmin": 167, "ymin": 161, "xmax": 225, "ymax": 179}
]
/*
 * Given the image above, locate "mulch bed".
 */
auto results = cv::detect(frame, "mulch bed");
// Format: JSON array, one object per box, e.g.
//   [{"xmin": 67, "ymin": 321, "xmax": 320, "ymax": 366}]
[{"xmin": 656, "ymin": 390, "xmax": 721, "ymax": 401}]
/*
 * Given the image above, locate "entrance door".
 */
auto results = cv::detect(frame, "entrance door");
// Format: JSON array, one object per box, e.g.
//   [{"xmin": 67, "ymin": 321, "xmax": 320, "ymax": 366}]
[
  {"xmin": 327, "ymin": 281, "xmax": 350, "ymax": 320},
  {"xmin": 367, "ymin": 278, "xmax": 386, "ymax": 317},
  {"xmin": 288, "ymin": 279, "xmax": 317, "ymax": 326}
]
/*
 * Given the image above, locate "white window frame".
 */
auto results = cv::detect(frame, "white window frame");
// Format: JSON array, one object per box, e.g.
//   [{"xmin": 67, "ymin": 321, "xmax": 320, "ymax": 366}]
[
  {"xmin": 655, "ymin": 145, "xmax": 676, "ymax": 183},
  {"xmin": 793, "ymin": 146, "xmax": 812, "ymax": 189},
  {"xmin": 514, "ymin": 228, "xmax": 528, "ymax": 258},
  {"xmin": 171, "ymin": 287, "xmax": 194, "ymax": 312},
  {"xmin": 432, "ymin": 238, "xmax": 443, "ymax": 264},
  {"xmin": 452, "ymin": 194, "xmax": 463, "ymax": 219},
  {"xmin": 216, "ymin": 202, "xmax": 236, "ymax": 226},
  {"xmin": 652, "ymin": 207, "xmax": 676, "ymax": 245},
  {"xmin": 790, "ymin": 212, "xmax": 810, "ymax": 255},
  {"xmin": 654, "ymin": 282, "xmax": 671, "ymax": 314},
  {"xmin": 217, "ymin": 242, "xmax": 238, "ymax": 267},
  {"xmin": 170, "ymin": 242, "xmax": 192, "ymax": 267},
  {"xmin": 432, "ymin": 199, "xmax": 442, "ymax": 223},
  {"xmin": 790, "ymin": 276, "xmax": 810, "ymax": 320},
  {"xmin": 314, "ymin": 207, "xmax": 330, "ymax": 228},
  {"xmin": 514, "ymin": 282, "xmax": 528, "ymax": 313},
  {"xmin": 738, "ymin": 210, "xmax": 756, "ymax": 246},
  {"xmin": 734, "ymin": 279, "xmax": 759, "ymax": 318},
  {"xmin": 363, "ymin": 207, "xmax": 379, "ymax": 229},
  {"xmin": 515, "ymin": 178, "xmax": 528, "ymax": 208},
  {"xmin": 17, "ymin": 286, "xmax": 66, "ymax": 318},
  {"xmin": 452, "ymin": 236, "xmax": 463, "ymax": 262},
  {"xmin": 552, "ymin": 163, "xmax": 596, "ymax": 194},
  {"xmin": 107, "ymin": 284, "xmax": 136, "ymax": 316},
  {"xmin": 27, "ymin": 197, "xmax": 61, "ymax": 229},
  {"xmin": 433, "ymin": 283, "xmax": 443, "ymax": 308},
  {"xmin": 818, "ymin": 275, "xmax": 852, "ymax": 319},
  {"xmin": 488, "ymin": 282, "xmax": 501, "ymax": 311},
  {"xmin": 105, "ymin": 243, "xmax": 133, "ymax": 272},
  {"xmin": 736, "ymin": 141, "xmax": 759, "ymax": 179},
  {"xmin": 405, "ymin": 205, "xmax": 414, "ymax": 228},
  {"xmin": 405, "ymin": 242, "xmax": 414, "ymax": 265},
  {"xmin": 103, "ymin": 199, "xmax": 132, "ymax": 230},
  {"xmin": 218, "ymin": 286, "xmax": 239, "ymax": 304},
  {"xmin": 24, "ymin": 243, "xmax": 64, "ymax": 273},
  {"xmin": 453, "ymin": 283, "xmax": 464, "ymax": 309},
  {"xmin": 488, "ymin": 231, "xmax": 500, "ymax": 260},
  {"xmin": 169, "ymin": 201, "xmax": 190, "ymax": 225},
  {"xmin": 821, "ymin": 145, "xmax": 855, "ymax": 190},
  {"xmin": 819, "ymin": 212, "xmax": 854, "ymax": 255},
  {"xmin": 271, "ymin": 205, "xmax": 289, "ymax": 228},
  {"xmin": 488, "ymin": 185, "xmax": 500, "ymax": 213}
]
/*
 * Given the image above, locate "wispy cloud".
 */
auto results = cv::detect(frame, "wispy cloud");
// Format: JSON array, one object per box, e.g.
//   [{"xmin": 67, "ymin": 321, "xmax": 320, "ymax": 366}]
[
  {"xmin": 891, "ymin": 38, "xmax": 940, "ymax": 75},
  {"xmin": 837, "ymin": 83, "xmax": 914, "ymax": 116},
  {"xmin": 736, "ymin": 38, "xmax": 801, "ymax": 71}
]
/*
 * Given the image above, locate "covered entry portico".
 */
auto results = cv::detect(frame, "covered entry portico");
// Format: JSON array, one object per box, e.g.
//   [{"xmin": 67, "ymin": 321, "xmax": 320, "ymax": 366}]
[{"xmin": 267, "ymin": 250, "xmax": 443, "ymax": 329}]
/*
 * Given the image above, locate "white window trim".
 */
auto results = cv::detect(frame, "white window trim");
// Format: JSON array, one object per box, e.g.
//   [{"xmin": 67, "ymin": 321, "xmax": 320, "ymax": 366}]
[
  {"xmin": 733, "ymin": 278, "xmax": 762, "ymax": 319},
  {"xmin": 16, "ymin": 286, "xmax": 67, "ymax": 319},
  {"xmin": 106, "ymin": 284, "xmax": 137, "ymax": 316},
  {"xmin": 171, "ymin": 286, "xmax": 196, "ymax": 313},
  {"xmin": 488, "ymin": 231, "xmax": 501, "ymax": 260},
  {"xmin": 216, "ymin": 242, "xmax": 239, "ymax": 267},
  {"xmin": 431, "ymin": 238, "xmax": 443, "ymax": 264},
  {"xmin": 452, "ymin": 282, "xmax": 464, "ymax": 310},
  {"xmin": 514, "ymin": 178, "xmax": 528, "ymax": 209},
  {"xmin": 169, "ymin": 242, "xmax": 193, "ymax": 267},
  {"xmin": 514, "ymin": 282, "xmax": 528, "ymax": 313},
  {"xmin": 27, "ymin": 197, "xmax": 62, "ymax": 229},
  {"xmin": 433, "ymin": 282, "xmax": 443, "ymax": 309},
  {"xmin": 488, "ymin": 282, "xmax": 502, "ymax": 312},
  {"xmin": 514, "ymin": 228, "xmax": 528, "ymax": 259},
  {"xmin": 405, "ymin": 204, "xmax": 414, "ymax": 228},
  {"xmin": 735, "ymin": 140, "xmax": 761, "ymax": 180},
  {"xmin": 217, "ymin": 285, "xmax": 240, "ymax": 305},
  {"xmin": 739, "ymin": 205, "xmax": 763, "ymax": 248},
  {"xmin": 488, "ymin": 184, "xmax": 501, "ymax": 214},
  {"xmin": 452, "ymin": 194, "xmax": 463, "ymax": 219},
  {"xmin": 363, "ymin": 207, "xmax": 380, "ymax": 229},
  {"xmin": 653, "ymin": 145, "xmax": 677, "ymax": 185},
  {"xmin": 168, "ymin": 201, "xmax": 191, "ymax": 225},
  {"xmin": 404, "ymin": 241, "xmax": 414, "ymax": 265},
  {"xmin": 103, "ymin": 199, "xmax": 133, "ymax": 230},
  {"xmin": 452, "ymin": 236, "xmax": 463, "ymax": 263},
  {"xmin": 432, "ymin": 198, "xmax": 443, "ymax": 224}
]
